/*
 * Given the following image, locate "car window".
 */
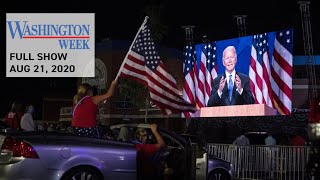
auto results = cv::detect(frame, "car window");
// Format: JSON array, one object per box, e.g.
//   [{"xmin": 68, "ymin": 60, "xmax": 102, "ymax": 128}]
[
  {"xmin": 110, "ymin": 126, "xmax": 134, "ymax": 142},
  {"xmin": 180, "ymin": 134, "xmax": 206, "ymax": 149},
  {"xmin": 109, "ymin": 126, "xmax": 155, "ymax": 143},
  {"xmin": 108, "ymin": 125, "xmax": 185, "ymax": 149}
]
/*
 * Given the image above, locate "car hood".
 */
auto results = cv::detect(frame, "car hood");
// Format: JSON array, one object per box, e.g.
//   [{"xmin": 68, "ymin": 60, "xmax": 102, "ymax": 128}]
[
  {"xmin": 208, "ymin": 154, "xmax": 230, "ymax": 164},
  {"xmin": 207, "ymin": 154, "xmax": 233, "ymax": 176}
]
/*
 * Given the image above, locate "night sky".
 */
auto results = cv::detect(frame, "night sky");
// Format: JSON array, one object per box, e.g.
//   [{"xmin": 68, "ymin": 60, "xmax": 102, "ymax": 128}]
[{"xmin": 1, "ymin": 0, "xmax": 319, "ymax": 118}]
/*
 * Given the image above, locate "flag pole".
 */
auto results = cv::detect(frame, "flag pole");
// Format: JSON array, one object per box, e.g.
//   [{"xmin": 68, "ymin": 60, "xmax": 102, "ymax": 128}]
[{"xmin": 115, "ymin": 16, "xmax": 149, "ymax": 81}]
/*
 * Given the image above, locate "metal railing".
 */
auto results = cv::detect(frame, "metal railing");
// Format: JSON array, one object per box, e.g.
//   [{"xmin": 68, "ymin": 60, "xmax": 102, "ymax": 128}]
[{"xmin": 207, "ymin": 144, "xmax": 310, "ymax": 180}]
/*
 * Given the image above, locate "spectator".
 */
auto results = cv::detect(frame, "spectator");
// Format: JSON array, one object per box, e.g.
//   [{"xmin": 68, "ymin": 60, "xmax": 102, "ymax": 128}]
[
  {"xmin": 291, "ymin": 134, "xmax": 306, "ymax": 146},
  {"xmin": 72, "ymin": 80, "xmax": 117, "ymax": 138},
  {"xmin": 233, "ymin": 130, "xmax": 250, "ymax": 173},
  {"xmin": 265, "ymin": 132, "xmax": 277, "ymax": 146},
  {"xmin": 308, "ymin": 96, "xmax": 320, "ymax": 123},
  {"xmin": 264, "ymin": 132, "xmax": 277, "ymax": 174},
  {"xmin": 134, "ymin": 124, "xmax": 165, "ymax": 180},
  {"xmin": 20, "ymin": 105, "xmax": 36, "ymax": 131},
  {"xmin": 233, "ymin": 130, "xmax": 250, "ymax": 146},
  {"xmin": 4, "ymin": 101, "xmax": 24, "ymax": 130}
]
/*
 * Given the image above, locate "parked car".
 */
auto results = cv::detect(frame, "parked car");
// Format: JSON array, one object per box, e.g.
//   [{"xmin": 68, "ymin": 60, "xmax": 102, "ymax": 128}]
[
  {"xmin": 0, "ymin": 121, "xmax": 10, "ymax": 131},
  {"xmin": 0, "ymin": 121, "xmax": 25, "ymax": 135},
  {"xmin": 0, "ymin": 123, "xmax": 234, "ymax": 180},
  {"xmin": 244, "ymin": 132, "xmax": 269, "ymax": 145},
  {"xmin": 180, "ymin": 134, "xmax": 235, "ymax": 180}
]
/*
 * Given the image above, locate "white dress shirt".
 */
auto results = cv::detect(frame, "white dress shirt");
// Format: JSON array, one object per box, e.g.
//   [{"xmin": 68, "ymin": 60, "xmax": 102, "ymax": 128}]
[{"xmin": 218, "ymin": 70, "xmax": 243, "ymax": 97}]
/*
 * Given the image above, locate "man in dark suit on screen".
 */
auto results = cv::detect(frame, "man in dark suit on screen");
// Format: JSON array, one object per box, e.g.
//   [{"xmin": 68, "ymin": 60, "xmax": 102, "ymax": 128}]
[{"xmin": 207, "ymin": 46, "xmax": 254, "ymax": 107}]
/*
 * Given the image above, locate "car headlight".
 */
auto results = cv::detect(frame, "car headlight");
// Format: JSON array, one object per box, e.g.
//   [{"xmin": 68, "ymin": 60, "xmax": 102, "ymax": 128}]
[
  {"xmin": 229, "ymin": 163, "xmax": 235, "ymax": 173},
  {"xmin": 229, "ymin": 163, "xmax": 235, "ymax": 176}
]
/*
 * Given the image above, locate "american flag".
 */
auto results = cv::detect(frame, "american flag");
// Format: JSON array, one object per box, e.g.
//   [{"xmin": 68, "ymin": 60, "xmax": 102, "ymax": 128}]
[
  {"xmin": 270, "ymin": 30, "xmax": 293, "ymax": 115},
  {"xmin": 196, "ymin": 45, "xmax": 206, "ymax": 108},
  {"xmin": 203, "ymin": 42, "xmax": 218, "ymax": 105},
  {"xmin": 182, "ymin": 45, "xmax": 197, "ymax": 118},
  {"xmin": 119, "ymin": 21, "xmax": 196, "ymax": 115},
  {"xmin": 249, "ymin": 33, "xmax": 273, "ymax": 108},
  {"xmin": 182, "ymin": 42, "xmax": 218, "ymax": 113}
]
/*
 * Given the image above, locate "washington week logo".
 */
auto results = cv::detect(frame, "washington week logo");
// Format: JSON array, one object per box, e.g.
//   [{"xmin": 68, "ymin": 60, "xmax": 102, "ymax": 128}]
[{"xmin": 6, "ymin": 13, "xmax": 95, "ymax": 77}]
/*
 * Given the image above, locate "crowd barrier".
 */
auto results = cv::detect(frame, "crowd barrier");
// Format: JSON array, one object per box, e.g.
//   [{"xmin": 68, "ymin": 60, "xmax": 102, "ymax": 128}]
[{"xmin": 207, "ymin": 144, "xmax": 310, "ymax": 180}]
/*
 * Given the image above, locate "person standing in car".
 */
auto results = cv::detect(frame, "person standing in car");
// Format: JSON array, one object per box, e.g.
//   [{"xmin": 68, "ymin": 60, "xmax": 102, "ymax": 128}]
[
  {"xmin": 72, "ymin": 80, "xmax": 117, "ymax": 138},
  {"xmin": 134, "ymin": 124, "xmax": 166, "ymax": 180}
]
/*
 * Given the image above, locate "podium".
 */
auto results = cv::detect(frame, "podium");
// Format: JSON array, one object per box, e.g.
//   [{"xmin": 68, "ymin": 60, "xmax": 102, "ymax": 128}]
[{"xmin": 194, "ymin": 104, "xmax": 277, "ymax": 117}]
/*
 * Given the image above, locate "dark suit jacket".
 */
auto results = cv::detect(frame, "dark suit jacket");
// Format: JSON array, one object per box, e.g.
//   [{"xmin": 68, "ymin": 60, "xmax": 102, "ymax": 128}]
[{"xmin": 207, "ymin": 72, "xmax": 254, "ymax": 107}]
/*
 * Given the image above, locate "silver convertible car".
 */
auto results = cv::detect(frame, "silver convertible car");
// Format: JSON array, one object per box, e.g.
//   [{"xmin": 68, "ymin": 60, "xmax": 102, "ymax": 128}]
[{"xmin": 0, "ymin": 123, "xmax": 234, "ymax": 180}]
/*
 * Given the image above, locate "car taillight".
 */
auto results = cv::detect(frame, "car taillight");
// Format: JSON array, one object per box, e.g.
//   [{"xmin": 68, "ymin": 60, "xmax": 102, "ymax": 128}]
[{"xmin": 1, "ymin": 136, "xmax": 39, "ymax": 159}]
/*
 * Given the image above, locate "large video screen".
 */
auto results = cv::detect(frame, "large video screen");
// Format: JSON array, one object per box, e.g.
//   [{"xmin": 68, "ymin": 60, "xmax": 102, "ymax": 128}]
[{"xmin": 193, "ymin": 29, "xmax": 293, "ymax": 115}]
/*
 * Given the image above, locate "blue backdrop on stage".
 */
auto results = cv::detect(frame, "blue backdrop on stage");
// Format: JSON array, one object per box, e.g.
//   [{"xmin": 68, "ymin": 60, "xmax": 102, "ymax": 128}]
[
  {"xmin": 195, "ymin": 32, "xmax": 277, "ymax": 76},
  {"xmin": 191, "ymin": 29, "xmax": 293, "ymax": 115}
]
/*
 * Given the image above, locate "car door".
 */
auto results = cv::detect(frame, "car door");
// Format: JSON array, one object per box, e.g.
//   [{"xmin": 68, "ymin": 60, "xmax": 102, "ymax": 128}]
[
  {"xmin": 181, "ymin": 134, "xmax": 208, "ymax": 180},
  {"xmin": 158, "ymin": 129, "xmax": 197, "ymax": 180}
]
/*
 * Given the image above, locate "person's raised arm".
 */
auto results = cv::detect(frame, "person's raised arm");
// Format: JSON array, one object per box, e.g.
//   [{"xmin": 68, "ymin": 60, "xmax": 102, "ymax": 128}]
[
  {"xmin": 91, "ymin": 79, "xmax": 118, "ymax": 105},
  {"xmin": 150, "ymin": 124, "xmax": 165, "ymax": 149}
]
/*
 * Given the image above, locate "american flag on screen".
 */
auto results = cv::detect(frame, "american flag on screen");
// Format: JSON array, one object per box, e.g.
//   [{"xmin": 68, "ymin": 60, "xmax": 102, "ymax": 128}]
[
  {"xmin": 119, "ymin": 21, "xmax": 196, "ymax": 115},
  {"xmin": 203, "ymin": 42, "xmax": 218, "ymax": 105},
  {"xmin": 249, "ymin": 33, "xmax": 274, "ymax": 108},
  {"xmin": 270, "ymin": 30, "xmax": 293, "ymax": 115},
  {"xmin": 196, "ymin": 45, "xmax": 206, "ymax": 108},
  {"xmin": 182, "ymin": 45, "xmax": 197, "ymax": 118},
  {"xmin": 182, "ymin": 42, "xmax": 218, "ymax": 113}
]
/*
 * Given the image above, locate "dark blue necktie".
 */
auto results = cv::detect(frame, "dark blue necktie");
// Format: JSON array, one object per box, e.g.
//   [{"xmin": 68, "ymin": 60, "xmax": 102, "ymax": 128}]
[{"xmin": 228, "ymin": 74, "xmax": 233, "ymax": 101}]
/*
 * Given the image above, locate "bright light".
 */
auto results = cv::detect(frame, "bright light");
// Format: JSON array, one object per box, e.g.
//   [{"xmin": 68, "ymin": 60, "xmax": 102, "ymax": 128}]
[{"xmin": 309, "ymin": 123, "xmax": 320, "ymax": 139}]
